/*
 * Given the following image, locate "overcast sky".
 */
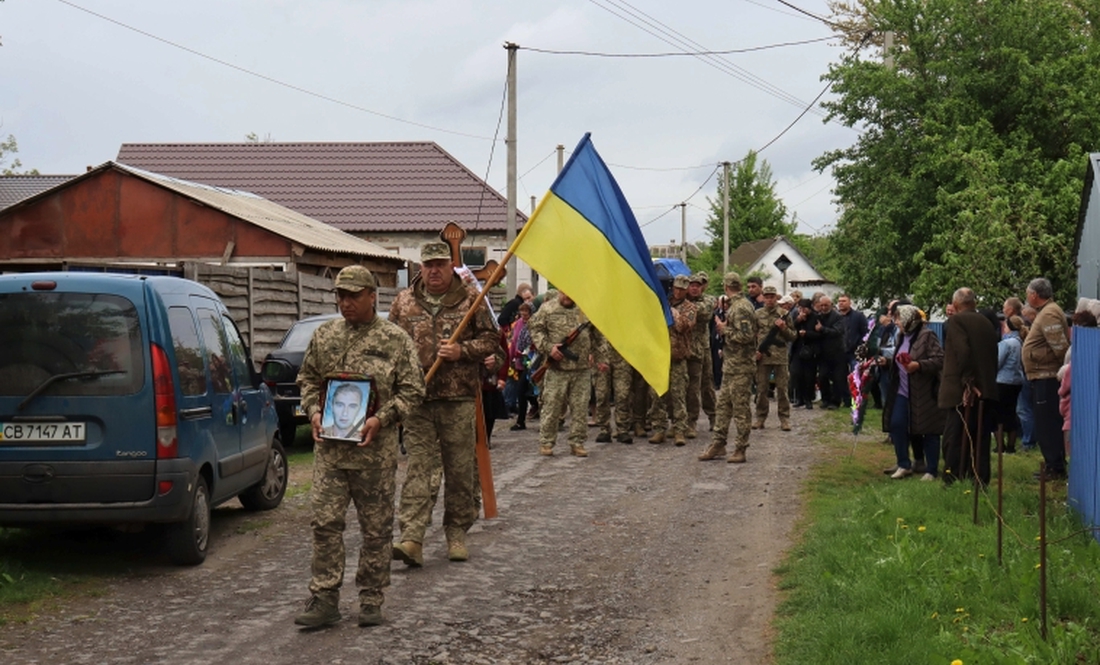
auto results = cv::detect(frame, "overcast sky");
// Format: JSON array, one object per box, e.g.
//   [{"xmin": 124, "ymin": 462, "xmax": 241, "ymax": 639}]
[{"xmin": 2, "ymin": 0, "xmax": 858, "ymax": 248}]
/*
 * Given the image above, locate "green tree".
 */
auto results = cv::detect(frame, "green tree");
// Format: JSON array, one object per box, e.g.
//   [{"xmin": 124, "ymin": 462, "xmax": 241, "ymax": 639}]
[
  {"xmin": 1, "ymin": 134, "xmax": 38, "ymax": 176},
  {"xmin": 817, "ymin": 0, "xmax": 1100, "ymax": 309},
  {"xmin": 701, "ymin": 150, "xmax": 796, "ymax": 269}
]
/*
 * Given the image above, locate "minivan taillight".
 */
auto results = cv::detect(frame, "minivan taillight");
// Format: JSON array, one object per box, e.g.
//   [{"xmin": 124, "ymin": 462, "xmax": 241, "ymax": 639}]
[{"xmin": 151, "ymin": 343, "xmax": 179, "ymax": 459}]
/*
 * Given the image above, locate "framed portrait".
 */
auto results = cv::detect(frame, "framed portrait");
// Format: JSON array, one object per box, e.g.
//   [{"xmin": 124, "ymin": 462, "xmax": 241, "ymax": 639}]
[{"xmin": 320, "ymin": 377, "xmax": 374, "ymax": 443}]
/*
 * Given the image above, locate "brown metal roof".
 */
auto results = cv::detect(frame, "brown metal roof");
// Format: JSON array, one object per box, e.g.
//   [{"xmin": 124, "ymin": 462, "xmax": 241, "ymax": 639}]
[
  {"xmin": 0, "ymin": 175, "xmax": 76, "ymax": 210},
  {"xmin": 116, "ymin": 142, "xmax": 527, "ymax": 233}
]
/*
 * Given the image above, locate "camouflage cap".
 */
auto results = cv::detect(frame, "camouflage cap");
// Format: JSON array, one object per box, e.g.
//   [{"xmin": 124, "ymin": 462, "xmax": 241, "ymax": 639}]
[
  {"xmin": 672, "ymin": 274, "xmax": 691, "ymax": 289},
  {"xmin": 420, "ymin": 242, "xmax": 452, "ymax": 262},
  {"xmin": 333, "ymin": 265, "xmax": 376, "ymax": 292},
  {"xmin": 762, "ymin": 285, "xmax": 778, "ymax": 295},
  {"xmin": 689, "ymin": 272, "xmax": 706, "ymax": 285},
  {"xmin": 723, "ymin": 271, "xmax": 742, "ymax": 288}
]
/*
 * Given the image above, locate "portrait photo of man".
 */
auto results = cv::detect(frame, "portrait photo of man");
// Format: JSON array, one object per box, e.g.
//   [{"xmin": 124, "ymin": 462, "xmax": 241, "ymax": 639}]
[{"xmin": 322, "ymin": 380, "xmax": 369, "ymax": 441}]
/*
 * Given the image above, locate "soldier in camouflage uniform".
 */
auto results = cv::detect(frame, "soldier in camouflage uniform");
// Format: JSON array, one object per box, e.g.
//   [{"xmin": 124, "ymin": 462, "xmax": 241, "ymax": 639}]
[
  {"xmin": 294, "ymin": 265, "xmax": 425, "ymax": 629},
  {"xmin": 686, "ymin": 272, "xmax": 717, "ymax": 436},
  {"xmin": 591, "ymin": 328, "xmax": 635, "ymax": 443},
  {"xmin": 648, "ymin": 274, "xmax": 696, "ymax": 446},
  {"xmin": 753, "ymin": 285, "xmax": 798, "ymax": 431},
  {"xmin": 699, "ymin": 272, "xmax": 759, "ymax": 463},
  {"xmin": 388, "ymin": 242, "xmax": 500, "ymax": 567},
  {"xmin": 529, "ymin": 290, "xmax": 601, "ymax": 457}
]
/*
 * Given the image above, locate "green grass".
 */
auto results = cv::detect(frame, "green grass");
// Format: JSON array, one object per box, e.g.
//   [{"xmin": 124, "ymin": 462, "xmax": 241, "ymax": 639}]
[{"xmin": 774, "ymin": 409, "xmax": 1100, "ymax": 665}]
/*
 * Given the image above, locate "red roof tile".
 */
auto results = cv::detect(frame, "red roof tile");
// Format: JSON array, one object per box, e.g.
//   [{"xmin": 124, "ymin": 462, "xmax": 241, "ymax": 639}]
[{"xmin": 116, "ymin": 142, "xmax": 526, "ymax": 233}]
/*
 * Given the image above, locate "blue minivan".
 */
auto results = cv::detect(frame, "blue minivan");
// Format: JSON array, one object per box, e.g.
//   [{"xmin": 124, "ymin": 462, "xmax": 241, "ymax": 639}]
[{"xmin": 0, "ymin": 273, "xmax": 288, "ymax": 565}]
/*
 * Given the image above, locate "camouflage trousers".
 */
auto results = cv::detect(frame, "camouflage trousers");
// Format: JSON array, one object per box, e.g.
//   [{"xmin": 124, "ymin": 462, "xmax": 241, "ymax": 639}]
[
  {"xmin": 630, "ymin": 366, "xmax": 651, "ymax": 429},
  {"xmin": 398, "ymin": 400, "xmax": 478, "ymax": 545},
  {"xmin": 309, "ymin": 460, "xmax": 396, "ymax": 608},
  {"xmin": 755, "ymin": 362, "xmax": 791, "ymax": 423},
  {"xmin": 686, "ymin": 357, "xmax": 716, "ymax": 430},
  {"xmin": 648, "ymin": 359, "xmax": 689, "ymax": 435},
  {"xmin": 714, "ymin": 366, "xmax": 753, "ymax": 449},
  {"xmin": 594, "ymin": 358, "xmax": 635, "ymax": 436},
  {"xmin": 539, "ymin": 368, "xmax": 590, "ymax": 449}
]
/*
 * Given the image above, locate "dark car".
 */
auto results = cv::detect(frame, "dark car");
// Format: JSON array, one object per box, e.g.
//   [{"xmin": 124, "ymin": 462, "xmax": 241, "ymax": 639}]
[
  {"xmin": 0, "ymin": 273, "xmax": 288, "ymax": 565},
  {"xmin": 261, "ymin": 313, "xmax": 340, "ymax": 446}
]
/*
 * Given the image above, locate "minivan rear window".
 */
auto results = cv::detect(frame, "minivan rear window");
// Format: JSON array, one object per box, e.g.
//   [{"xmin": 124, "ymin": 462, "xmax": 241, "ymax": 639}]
[{"xmin": 0, "ymin": 292, "xmax": 145, "ymax": 397}]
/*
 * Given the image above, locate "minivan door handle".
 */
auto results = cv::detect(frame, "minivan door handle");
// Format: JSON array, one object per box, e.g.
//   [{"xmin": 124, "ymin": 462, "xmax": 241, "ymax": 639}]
[{"xmin": 179, "ymin": 406, "xmax": 213, "ymax": 420}]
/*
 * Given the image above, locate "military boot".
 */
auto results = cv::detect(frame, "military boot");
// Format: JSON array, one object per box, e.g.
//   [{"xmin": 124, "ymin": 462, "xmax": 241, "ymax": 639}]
[
  {"xmin": 539, "ymin": 445, "xmax": 554, "ymax": 456},
  {"xmin": 294, "ymin": 595, "xmax": 341, "ymax": 628},
  {"xmin": 595, "ymin": 431, "xmax": 612, "ymax": 443},
  {"xmin": 446, "ymin": 528, "xmax": 469, "ymax": 562},
  {"xmin": 648, "ymin": 430, "xmax": 666, "ymax": 444},
  {"xmin": 752, "ymin": 419, "xmax": 764, "ymax": 429},
  {"xmin": 780, "ymin": 420, "xmax": 792, "ymax": 431},
  {"xmin": 633, "ymin": 423, "xmax": 646, "ymax": 438},
  {"xmin": 673, "ymin": 433, "xmax": 687, "ymax": 446},
  {"xmin": 727, "ymin": 446, "xmax": 748, "ymax": 464},
  {"xmin": 392, "ymin": 540, "xmax": 423, "ymax": 567},
  {"xmin": 570, "ymin": 444, "xmax": 589, "ymax": 457},
  {"xmin": 358, "ymin": 605, "xmax": 384, "ymax": 627},
  {"xmin": 698, "ymin": 443, "xmax": 727, "ymax": 461},
  {"xmin": 685, "ymin": 428, "xmax": 697, "ymax": 439},
  {"xmin": 616, "ymin": 432, "xmax": 634, "ymax": 444}
]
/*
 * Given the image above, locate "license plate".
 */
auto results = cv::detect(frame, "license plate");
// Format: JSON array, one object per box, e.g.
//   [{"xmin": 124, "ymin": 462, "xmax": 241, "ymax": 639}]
[
  {"xmin": 293, "ymin": 405, "xmax": 305, "ymax": 417},
  {"xmin": 0, "ymin": 422, "xmax": 87, "ymax": 443}
]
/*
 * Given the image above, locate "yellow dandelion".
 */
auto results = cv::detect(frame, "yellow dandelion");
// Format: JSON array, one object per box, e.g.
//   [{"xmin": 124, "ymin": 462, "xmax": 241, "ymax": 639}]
[
  {"xmin": 887, "ymin": 535, "xmax": 894, "ymax": 540},
  {"xmin": 918, "ymin": 526, "xmax": 927, "ymax": 532},
  {"xmin": 951, "ymin": 660, "xmax": 964, "ymax": 665},
  {"xmin": 955, "ymin": 607, "xmax": 965, "ymax": 613},
  {"xmin": 1021, "ymin": 618, "xmax": 1029, "ymax": 623},
  {"xmin": 901, "ymin": 525, "xmax": 910, "ymax": 529},
  {"xmin": 897, "ymin": 517, "xmax": 905, "ymax": 523},
  {"xmin": 963, "ymin": 626, "xmax": 969, "ymax": 632},
  {"xmin": 1035, "ymin": 563, "xmax": 1042, "ymax": 569},
  {"xmin": 931, "ymin": 611, "xmax": 939, "ymax": 619},
  {"xmin": 1035, "ymin": 536, "xmax": 1042, "ymax": 541},
  {"xmin": 978, "ymin": 554, "xmax": 985, "ymax": 558},
  {"xmin": 964, "ymin": 489, "xmax": 972, "ymax": 495}
]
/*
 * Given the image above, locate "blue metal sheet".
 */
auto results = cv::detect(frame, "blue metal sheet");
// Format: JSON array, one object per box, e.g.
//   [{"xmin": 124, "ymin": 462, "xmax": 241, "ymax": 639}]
[{"xmin": 1069, "ymin": 327, "xmax": 1100, "ymax": 543}]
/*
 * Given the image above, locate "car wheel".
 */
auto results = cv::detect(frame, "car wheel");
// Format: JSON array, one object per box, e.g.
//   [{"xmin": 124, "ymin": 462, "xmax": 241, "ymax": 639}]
[
  {"xmin": 238, "ymin": 439, "xmax": 288, "ymax": 511},
  {"xmin": 166, "ymin": 476, "xmax": 211, "ymax": 566}
]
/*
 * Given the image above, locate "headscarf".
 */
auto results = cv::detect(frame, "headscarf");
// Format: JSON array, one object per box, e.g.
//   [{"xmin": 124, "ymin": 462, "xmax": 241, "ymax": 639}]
[{"xmin": 896, "ymin": 304, "xmax": 922, "ymax": 335}]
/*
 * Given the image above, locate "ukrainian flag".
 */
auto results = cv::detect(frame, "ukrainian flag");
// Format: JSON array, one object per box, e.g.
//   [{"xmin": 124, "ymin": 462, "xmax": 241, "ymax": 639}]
[{"xmin": 512, "ymin": 134, "xmax": 673, "ymax": 394}]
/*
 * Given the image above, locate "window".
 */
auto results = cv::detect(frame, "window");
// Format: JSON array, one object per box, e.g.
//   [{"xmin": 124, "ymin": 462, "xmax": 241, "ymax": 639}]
[
  {"xmin": 167, "ymin": 306, "xmax": 207, "ymax": 396},
  {"xmin": 461, "ymin": 247, "xmax": 487, "ymax": 268},
  {"xmin": 0, "ymin": 292, "xmax": 144, "ymax": 397},
  {"xmin": 197, "ymin": 309, "xmax": 233, "ymax": 394}
]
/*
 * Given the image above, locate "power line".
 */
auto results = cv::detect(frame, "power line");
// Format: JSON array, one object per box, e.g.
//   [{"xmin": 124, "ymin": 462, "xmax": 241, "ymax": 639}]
[
  {"xmin": 771, "ymin": 0, "xmax": 842, "ymax": 30},
  {"xmin": 53, "ymin": 0, "xmax": 499, "ymax": 142},
  {"xmin": 518, "ymin": 36, "xmax": 831, "ymax": 57},
  {"xmin": 471, "ymin": 73, "xmax": 511, "ymax": 233},
  {"xmin": 639, "ymin": 205, "xmax": 679, "ymax": 228},
  {"xmin": 587, "ymin": 0, "xmax": 828, "ymax": 118}
]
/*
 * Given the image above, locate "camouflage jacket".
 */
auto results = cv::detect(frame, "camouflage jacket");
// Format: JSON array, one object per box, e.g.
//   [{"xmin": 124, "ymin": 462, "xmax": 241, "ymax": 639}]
[
  {"xmin": 388, "ymin": 275, "xmax": 500, "ymax": 401},
  {"xmin": 689, "ymin": 293, "xmax": 716, "ymax": 359},
  {"xmin": 754, "ymin": 305, "xmax": 797, "ymax": 365},
  {"xmin": 721, "ymin": 293, "xmax": 759, "ymax": 372},
  {"xmin": 529, "ymin": 298, "xmax": 599, "ymax": 372},
  {"xmin": 297, "ymin": 315, "xmax": 425, "ymax": 469},
  {"xmin": 668, "ymin": 297, "xmax": 697, "ymax": 362}
]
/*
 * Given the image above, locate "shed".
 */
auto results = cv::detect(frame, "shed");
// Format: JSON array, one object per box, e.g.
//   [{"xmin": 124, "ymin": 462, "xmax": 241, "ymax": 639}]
[
  {"xmin": 727, "ymin": 236, "xmax": 837, "ymax": 297},
  {"xmin": 1075, "ymin": 153, "xmax": 1100, "ymax": 299}
]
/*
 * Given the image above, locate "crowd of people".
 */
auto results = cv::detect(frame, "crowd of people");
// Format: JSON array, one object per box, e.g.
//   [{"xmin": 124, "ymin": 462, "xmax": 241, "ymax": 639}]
[{"xmin": 289, "ymin": 247, "xmax": 1094, "ymax": 631}]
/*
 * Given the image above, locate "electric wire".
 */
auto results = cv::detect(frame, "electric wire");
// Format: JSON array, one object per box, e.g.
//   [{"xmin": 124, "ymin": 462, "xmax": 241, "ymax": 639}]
[
  {"xmin": 53, "ymin": 0, "xmax": 500, "ymax": 142},
  {"xmin": 518, "ymin": 36, "xmax": 831, "ymax": 57},
  {"xmin": 471, "ymin": 73, "xmax": 511, "ymax": 233},
  {"xmin": 772, "ymin": 0, "xmax": 843, "ymax": 30},
  {"xmin": 587, "ymin": 0, "xmax": 828, "ymax": 117}
]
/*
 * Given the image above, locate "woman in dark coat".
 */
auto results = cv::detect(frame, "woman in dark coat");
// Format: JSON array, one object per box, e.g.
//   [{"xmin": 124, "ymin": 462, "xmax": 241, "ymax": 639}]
[{"xmin": 881, "ymin": 305, "xmax": 945, "ymax": 479}]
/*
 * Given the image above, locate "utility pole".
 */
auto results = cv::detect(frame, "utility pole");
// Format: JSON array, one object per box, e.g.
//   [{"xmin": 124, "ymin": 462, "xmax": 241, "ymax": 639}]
[
  {"xmin": 556, "ymin": 144, "xmax": 565, "ymax": 173},
  {"xmin": 722, "ymin": 161, "xmax": 731, "ymax": 274},
  {"xmin": 505, "ymin": 42, "xmax": 519, "ymax": 297},
  {"xmin": 680, "ymin": 203, "xmax": 687, "ymax": 262},
  {"xmin": 884, "ymin": 31, "xmax": 895, "ymax": 70},
  {"xmin": 530, "ymin": 195, "xmax": 539, "ymax": 293}
]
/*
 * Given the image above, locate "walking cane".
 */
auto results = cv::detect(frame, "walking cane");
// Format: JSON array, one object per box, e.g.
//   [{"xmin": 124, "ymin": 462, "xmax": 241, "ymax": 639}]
[{"xmin": 972, "ymin": 399, "xmax": 983, "ymax": 525}]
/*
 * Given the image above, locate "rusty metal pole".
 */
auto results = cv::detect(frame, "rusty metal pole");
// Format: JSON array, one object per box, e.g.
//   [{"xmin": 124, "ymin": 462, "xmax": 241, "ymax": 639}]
[
  {"xmin": 1039, "ymin": 461, "xmax": 1049, "ymax": 641},
  {"xmin": 973, "ymin": 400, "xmax": 983, "ymax": 524}
]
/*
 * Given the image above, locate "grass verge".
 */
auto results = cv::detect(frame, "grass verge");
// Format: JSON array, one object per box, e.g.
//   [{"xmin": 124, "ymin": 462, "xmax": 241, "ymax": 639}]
[{"xmin": 773, "ymin": 408, "xmax": 1100, "ymax": 665}]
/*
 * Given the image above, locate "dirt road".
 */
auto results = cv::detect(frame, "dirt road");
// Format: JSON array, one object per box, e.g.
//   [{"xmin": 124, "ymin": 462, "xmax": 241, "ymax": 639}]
[{"xmin": 0, "ymin": 406, "xmax": 821, "ymax": 665}]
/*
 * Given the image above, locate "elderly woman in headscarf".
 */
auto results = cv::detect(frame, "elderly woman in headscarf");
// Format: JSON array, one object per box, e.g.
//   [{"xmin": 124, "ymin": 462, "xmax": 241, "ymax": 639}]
[{"xmin": 880, "ymin": 305, "xmax": 945, "ymax": 480}]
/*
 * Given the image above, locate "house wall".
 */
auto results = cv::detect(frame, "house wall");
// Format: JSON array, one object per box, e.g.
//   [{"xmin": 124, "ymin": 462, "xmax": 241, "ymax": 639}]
[{"xmin": 737, "ymin": 239, "xmax": 839, "ymax": 298}]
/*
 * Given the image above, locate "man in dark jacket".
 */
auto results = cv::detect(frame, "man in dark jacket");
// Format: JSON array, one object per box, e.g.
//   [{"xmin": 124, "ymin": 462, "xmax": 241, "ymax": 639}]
[
  {"xmin": 805, "ymin": 295, "xmax": 846, "ymax": 409},
  {"xmin": 938, "ymin": 287, "xmax": 1000, "ymax": 485},
  {"xmin": 496, "ymin": 283, "xmax": 534, "ymax": 327}
]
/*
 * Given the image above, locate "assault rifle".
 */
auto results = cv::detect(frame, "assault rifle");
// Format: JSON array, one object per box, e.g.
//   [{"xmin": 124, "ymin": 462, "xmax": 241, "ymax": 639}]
[
  {"xmin": 531, "ymin": 321, "xmax": 591, "ymax": 385},
  {"xmin": 757, "ymin": 317, "xmax": 790, "ymax": 360}
]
